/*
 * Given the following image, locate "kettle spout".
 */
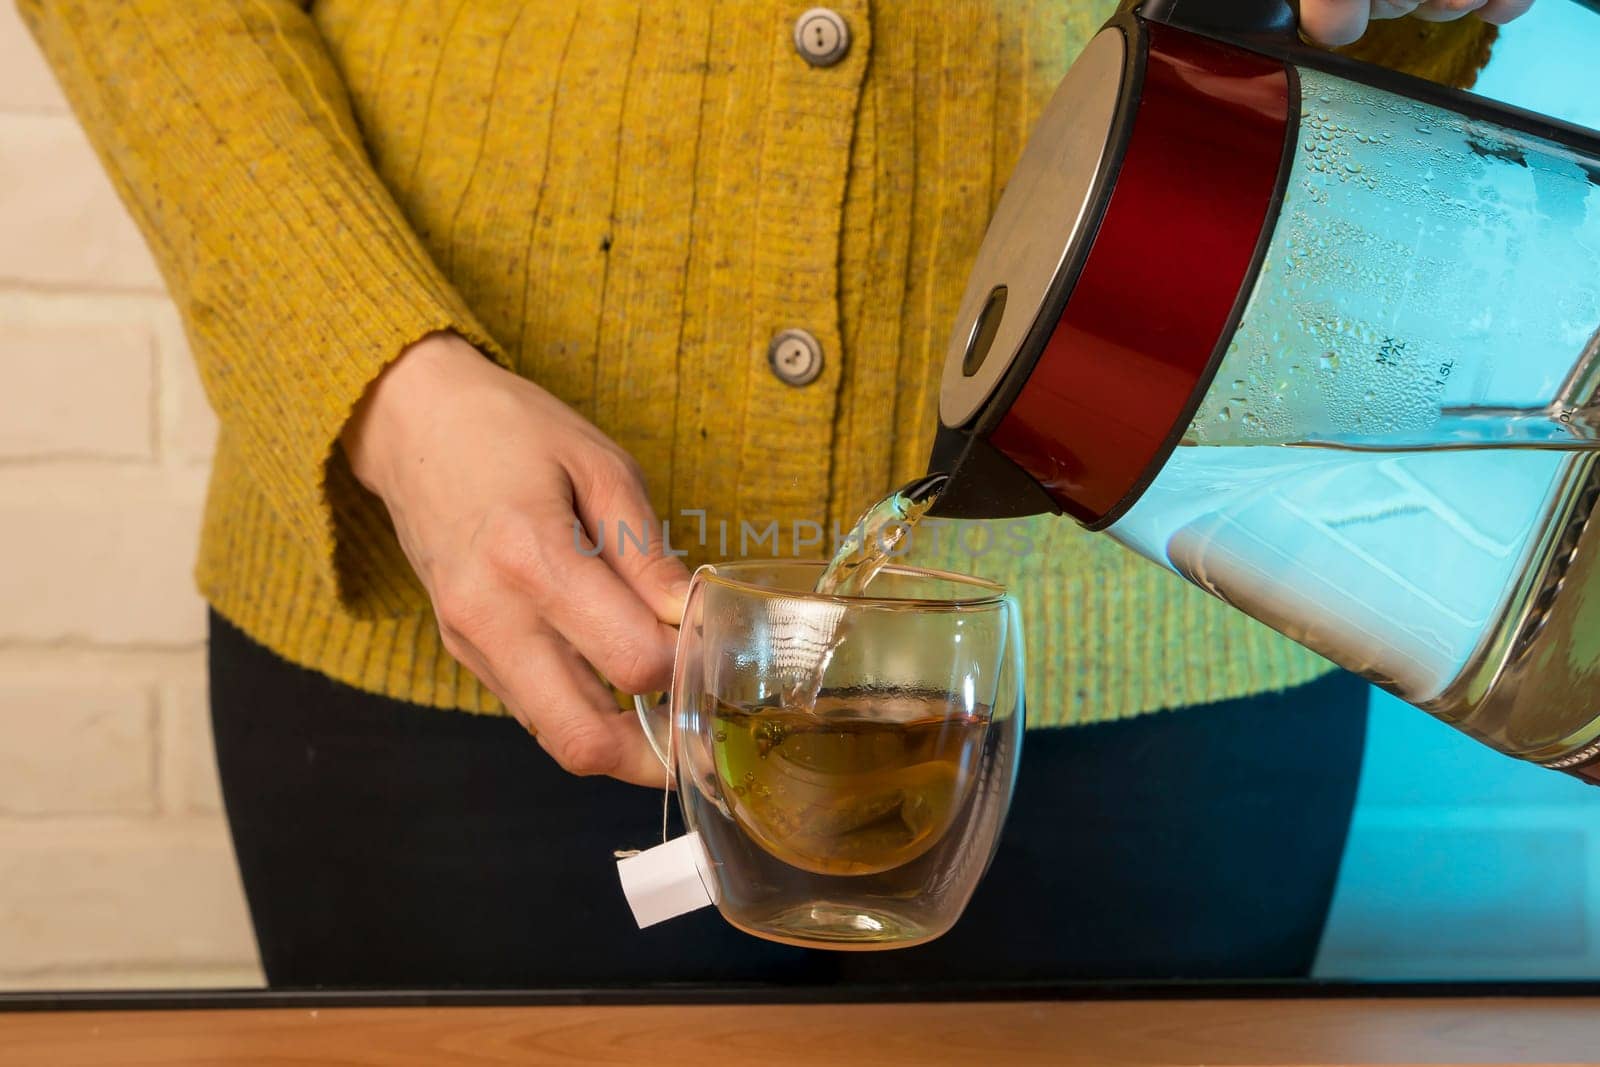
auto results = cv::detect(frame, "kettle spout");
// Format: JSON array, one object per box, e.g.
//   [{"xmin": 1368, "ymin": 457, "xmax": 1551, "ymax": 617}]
[
  {"xmin": 897, "ymin": 471, "xmax": 949, "ymax": 507},
  {"xmin": 920, "ymin": 424, "xmax": 1061, "ymax": 520}
]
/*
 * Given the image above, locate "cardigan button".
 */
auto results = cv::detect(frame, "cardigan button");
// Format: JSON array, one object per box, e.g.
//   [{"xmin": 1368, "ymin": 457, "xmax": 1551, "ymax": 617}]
[
  {"xmin": 768, "ymin": 329, "xmax": 824, "ymax": 386},
  {"xmin": 793, "ymin": 8, "xmax": 850, "ymax": 68}
]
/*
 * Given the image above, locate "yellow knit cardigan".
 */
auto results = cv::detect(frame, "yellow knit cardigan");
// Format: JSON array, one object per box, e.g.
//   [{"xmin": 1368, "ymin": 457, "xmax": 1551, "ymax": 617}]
[{"xmin": 20, "ymin": 0, "xmax": 1495, "ymax": 726}]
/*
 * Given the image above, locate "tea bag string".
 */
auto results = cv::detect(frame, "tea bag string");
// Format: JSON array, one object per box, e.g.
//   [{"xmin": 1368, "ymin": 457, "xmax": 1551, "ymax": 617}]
[
  {"xmin": 613, "ymin": 700, "xmax": 674, "ymax": 859},
  {"xmin": 659, "ymin": 699, "xmax": 674, "ymax": 844}
]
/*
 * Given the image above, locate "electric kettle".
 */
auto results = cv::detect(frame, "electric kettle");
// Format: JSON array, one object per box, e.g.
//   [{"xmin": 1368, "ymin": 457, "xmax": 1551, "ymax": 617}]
[{"xmin": 926, "ymin": 0, "xmax": 1600, "ymax": 779}]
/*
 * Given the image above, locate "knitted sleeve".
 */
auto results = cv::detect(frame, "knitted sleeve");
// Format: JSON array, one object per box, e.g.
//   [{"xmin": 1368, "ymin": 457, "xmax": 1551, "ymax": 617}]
[{"xmin": 17, "ymin": 0, "xmax": 506, "ymax": 617}]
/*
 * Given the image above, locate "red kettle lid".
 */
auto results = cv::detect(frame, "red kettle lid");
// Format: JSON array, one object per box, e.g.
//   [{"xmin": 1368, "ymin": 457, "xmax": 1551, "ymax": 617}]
[{"xmin": 939, "ymin": 18, "xmax": 1292, "ymax": 527}]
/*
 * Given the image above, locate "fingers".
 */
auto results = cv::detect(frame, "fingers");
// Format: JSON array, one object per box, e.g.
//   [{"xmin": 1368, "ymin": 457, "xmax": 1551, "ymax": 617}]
[
  {"xmin": 1371, "ymin": 0, "xmax": 1425, "ymax": 18},
  {"xmin": 519, "ymin": 633, "xmax": 667, "ymax": 787},
  {"xmin": 1411, "ymin": 0, "xmax": 1488, "ymax": 21},
  {"xmin": 1300, "ymin": 0, "xmax": 1527, "ymax": 44},
  {"xmin": 1300, "ymin": 0, "xmax": 1377, "ymax": 45},
  {"xmin": 570, "ymin": 448, "xmax": 693, "ymax": 627},
  {"xmin": 442, "ymin": 607, "xmax": 666, "ymax": 787},
  {"xmin": 1473, "ymin": 0, "xmax": 1535, "ymax": 22},
  {"xmin": 472, "ymin": 507, "xmax": 680, "ymax": 695}
]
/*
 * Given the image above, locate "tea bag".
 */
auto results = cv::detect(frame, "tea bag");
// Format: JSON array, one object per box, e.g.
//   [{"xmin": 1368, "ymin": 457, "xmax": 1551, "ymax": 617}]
[
  {"xmin": 614, "ymin": 696, "xmax": 719, "ymax": 929},
  {"xmin": 615, "ymin": 832, "xmax": 718, "ymax": 928},
  {"xmin": 772, "ymin": 597, "xmax": 847, "ymax": 711}
]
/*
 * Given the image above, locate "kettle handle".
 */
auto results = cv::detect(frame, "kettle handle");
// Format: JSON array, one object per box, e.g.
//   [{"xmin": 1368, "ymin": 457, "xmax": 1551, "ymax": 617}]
[
  {"xmin": 1137, "ymin": 0, "xmax": 1298, "ymax": 50},
  {"xmin": 1137, "ymin": 0, "xmax": 1600, "ymax": 151}
]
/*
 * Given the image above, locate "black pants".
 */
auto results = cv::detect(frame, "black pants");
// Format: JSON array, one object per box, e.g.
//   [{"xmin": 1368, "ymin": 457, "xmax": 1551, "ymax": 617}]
[{"xmin": 209, "ymin": 611, "xmax": 1368, "ymax": 989}]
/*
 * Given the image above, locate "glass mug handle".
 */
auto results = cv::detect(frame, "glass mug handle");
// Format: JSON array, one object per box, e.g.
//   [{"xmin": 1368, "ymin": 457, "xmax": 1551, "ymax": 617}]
[
  {"xmin": 632, "ymin": 692, "xmax": 672, "ymax": 771},
  {"xmin": 632, "ymin": 565, "xmax": 711, "ymax": 772}
]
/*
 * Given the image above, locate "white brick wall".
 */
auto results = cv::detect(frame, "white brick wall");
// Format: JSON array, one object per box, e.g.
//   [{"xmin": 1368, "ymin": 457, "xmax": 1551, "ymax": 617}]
[{"xmin": 0, "ymin": 3, "xmax": 261, "ymax": 990}]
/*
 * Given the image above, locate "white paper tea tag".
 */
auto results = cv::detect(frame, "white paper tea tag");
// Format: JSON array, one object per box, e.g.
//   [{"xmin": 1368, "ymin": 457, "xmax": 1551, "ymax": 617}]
[{"xmin": 616, "ymin": 832, "xmax": 719, "ymax": 928}]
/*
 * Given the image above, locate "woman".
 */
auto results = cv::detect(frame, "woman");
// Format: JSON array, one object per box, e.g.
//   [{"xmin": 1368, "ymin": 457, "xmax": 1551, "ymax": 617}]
[{"xmin": 22, "ymin": 0, "xmax": 1529, "ymax": 987}]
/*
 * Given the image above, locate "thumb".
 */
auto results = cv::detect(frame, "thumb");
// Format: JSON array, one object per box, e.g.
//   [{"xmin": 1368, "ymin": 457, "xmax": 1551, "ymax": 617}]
[{"xmin": 571, "ymin": 450, "xmax": 693, "ymax": 626}]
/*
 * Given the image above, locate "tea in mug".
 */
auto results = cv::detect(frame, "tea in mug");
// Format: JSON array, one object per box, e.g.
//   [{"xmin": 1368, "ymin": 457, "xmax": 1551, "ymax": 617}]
[{"xmin": 709, "ymin": 694, "xmax": 989, "ymax": 876}]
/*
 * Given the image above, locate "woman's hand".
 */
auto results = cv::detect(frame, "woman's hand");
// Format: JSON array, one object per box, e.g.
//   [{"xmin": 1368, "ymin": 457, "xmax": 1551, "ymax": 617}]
[
  {"xmin": 1300, "ymin": 0, "xmax": 1535, "ymax": 47},
  {"xmin": 342, "ymin": 331, "xmax": 689, "ymax": 786}
]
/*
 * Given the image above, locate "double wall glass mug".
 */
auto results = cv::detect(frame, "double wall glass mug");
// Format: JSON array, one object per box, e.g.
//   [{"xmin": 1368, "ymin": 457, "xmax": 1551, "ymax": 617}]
[{"xmin": 634, "ymin": 560, "xmax": 1025, "ymax": 950}]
